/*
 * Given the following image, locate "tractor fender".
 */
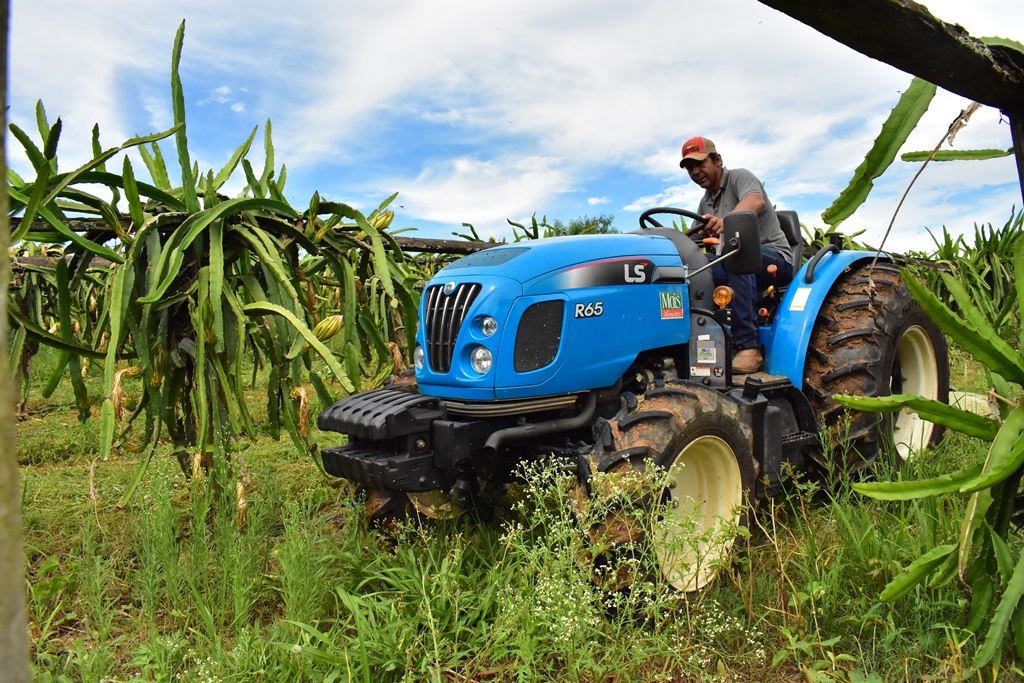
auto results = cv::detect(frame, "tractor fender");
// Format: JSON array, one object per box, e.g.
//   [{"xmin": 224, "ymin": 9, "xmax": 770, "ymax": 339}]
[{"xmin": 760, "ymin": 249, "xmax": 893, "ymax": 388}]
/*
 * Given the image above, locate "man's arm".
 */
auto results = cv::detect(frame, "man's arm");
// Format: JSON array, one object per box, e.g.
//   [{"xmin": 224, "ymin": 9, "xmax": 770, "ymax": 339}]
[{"xmin": 703, "ymin": 190, "xmax": 764, "ymax": 236}]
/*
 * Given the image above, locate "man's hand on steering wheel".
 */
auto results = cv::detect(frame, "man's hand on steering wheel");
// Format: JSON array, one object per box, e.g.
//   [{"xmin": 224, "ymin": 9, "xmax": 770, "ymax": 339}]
[
  {"xmin": 701, "ymin": 214, "xmax": 724, "ymax": 237},
  {"xmin": 637, "ymin": 207, "xmax": 721, "ymax": 248},
  {"xmin": 638, "ymin": 207, "xmax": 706, "ymax": 235}
]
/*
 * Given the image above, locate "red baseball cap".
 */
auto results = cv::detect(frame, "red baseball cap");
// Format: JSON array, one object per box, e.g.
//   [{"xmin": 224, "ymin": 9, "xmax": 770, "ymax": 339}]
[{"xmin": 680, "ymin": 136, "xmax": 717, "ymax": 167}]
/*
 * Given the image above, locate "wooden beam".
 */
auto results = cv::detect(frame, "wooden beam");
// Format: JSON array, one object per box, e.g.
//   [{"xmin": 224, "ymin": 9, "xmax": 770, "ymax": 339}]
[
  {"xmin": 756, "ymin": 0, "xmax": 1024, "ymax": 112},
  {"xmin": 10, "ymin": 217, "xmax": 494, "ymax": 255},
  {"xmin": 391, "ymin": 236, "xmax": 492, "ymax": 255}
]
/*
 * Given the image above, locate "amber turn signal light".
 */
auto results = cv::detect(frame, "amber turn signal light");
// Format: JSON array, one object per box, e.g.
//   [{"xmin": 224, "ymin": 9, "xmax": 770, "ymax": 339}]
[{"xmin": 713, "ymin": 286, "xmax": 733, "ymax": 308}]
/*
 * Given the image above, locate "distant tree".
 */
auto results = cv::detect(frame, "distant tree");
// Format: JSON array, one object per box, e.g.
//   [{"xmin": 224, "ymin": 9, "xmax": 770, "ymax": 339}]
[{"xmin": 544, "ymin": 214, "xmax": 619, "ymax": 237}]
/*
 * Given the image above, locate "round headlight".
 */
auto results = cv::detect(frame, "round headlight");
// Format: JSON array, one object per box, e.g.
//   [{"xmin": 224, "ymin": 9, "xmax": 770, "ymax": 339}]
[
  {"xmin": 414, "ymin": 345, "xmax": 424, "ymax": 370},
  {"xmin": 470, "ymin": 346, "xmax": 492, "ymax": 374},
  {"xmin": 481, "ymin": 316, "xmax": 498, "ymax": 337}
]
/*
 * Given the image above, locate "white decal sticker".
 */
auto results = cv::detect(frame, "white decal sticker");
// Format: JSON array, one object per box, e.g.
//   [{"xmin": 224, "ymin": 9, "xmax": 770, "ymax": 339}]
[
  {"xmin": 789, "ymin": 287, "xmax": 813, "ymax": 312},
  {"xmin": 697, "ymin": 334, "xmax": 711, "ymax": 341},
  {"xmin": 691, "ymin": 366, "xmax": 711, "ymax": 377}
]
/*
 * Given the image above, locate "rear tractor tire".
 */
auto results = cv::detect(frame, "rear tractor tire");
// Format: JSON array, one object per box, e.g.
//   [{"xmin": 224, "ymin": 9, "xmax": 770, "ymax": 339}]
[
  {"xmin": 581, "ymin": 383, "xmax": 758, "ymax": 593},
  {"xmin": 803, "ymin": 262, "xmax": 949, "ymax": 471}
]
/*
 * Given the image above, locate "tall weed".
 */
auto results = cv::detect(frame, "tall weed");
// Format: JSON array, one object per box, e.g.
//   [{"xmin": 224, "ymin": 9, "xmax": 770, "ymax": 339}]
[{"xmin": 759, "ymin": 433, "xmax": 979, "ymax": 679}]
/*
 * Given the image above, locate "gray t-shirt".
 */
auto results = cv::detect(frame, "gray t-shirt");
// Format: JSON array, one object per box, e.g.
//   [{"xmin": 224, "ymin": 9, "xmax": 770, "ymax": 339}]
[{"xmin": 697, "ymin": 167, "xmax": 792, "ymax": 262}]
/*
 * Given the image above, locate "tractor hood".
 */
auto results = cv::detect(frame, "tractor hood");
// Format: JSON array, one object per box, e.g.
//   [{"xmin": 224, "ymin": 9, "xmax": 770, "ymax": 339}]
[
  {"xmin": 415, "ymin": 232, "xmax": 694, "ymax": 401},
  {"xmin": 435, "ymin": 233, "xmax": 683, "ymax": 286}
]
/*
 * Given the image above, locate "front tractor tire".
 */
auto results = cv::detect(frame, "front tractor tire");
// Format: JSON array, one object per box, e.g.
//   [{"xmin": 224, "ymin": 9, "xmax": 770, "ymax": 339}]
[
  {"xmin": 583, "ymin": 383, "xmax": 758, "ymax": 592},
  {"xmin": 803, "ymin": 262, "xmax": 949, "ymax": 469}
]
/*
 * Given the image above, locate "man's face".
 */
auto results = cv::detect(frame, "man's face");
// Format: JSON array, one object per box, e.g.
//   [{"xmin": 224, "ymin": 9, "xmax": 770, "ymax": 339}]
[{"xmin": 683, "ymin": 155, "xmax": 723, "ymax": 190}]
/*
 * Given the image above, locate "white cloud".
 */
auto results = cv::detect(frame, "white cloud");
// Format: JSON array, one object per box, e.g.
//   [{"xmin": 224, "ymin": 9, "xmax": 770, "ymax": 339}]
[
  {"xmin": 198, "ymin": 85, "xmax": 232, "ymax": 106},
  {"xmin": 380, "ymin": 154, "xmax": 573, "ymax": 234},
  {"xmin": 420, "ymin": 109, "xmax": 465, "ymax": 124},
  {"xmin": 231, "ymin": 103, "xmax": 246, "ymax": 113},
  {"xmin": 623, "ymin": 185, "xmax": 706, "ymax": 214},
  {"xmin": 141, "ymin": 95, "xmax": 172, "ymax": 132},
  {"xmin": 587, "ymin": 196, "xmax": 610, "ymax": 206}
]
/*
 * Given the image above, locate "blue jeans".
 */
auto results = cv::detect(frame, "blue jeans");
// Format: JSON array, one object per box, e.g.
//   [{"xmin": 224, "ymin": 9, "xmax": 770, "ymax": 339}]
[{"xmin": 711, "ymin": 249, "xmax": 793, "ymax": 350}]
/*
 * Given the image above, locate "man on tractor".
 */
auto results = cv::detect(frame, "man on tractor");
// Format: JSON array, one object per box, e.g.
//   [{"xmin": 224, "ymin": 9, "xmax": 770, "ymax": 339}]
[{"xmin": 680, "ymin": 136, "xmax": 794, "ymax": 374}]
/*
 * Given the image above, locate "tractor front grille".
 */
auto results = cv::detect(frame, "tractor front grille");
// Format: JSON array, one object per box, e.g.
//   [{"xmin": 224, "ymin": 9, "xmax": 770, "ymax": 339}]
[{"xmin": 424, "ymin": 283, "xmax": 481, "ymax": 373}]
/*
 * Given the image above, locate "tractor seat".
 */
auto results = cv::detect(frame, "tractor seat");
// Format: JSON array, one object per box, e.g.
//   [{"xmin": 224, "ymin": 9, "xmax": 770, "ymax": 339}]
[
  {"xmin": 756, "ymin": 210, "xmax": 803, "ymax": 324},
  {"xmin": 776, "ymin": 210, "xmax": 803, "ymax": 273}
]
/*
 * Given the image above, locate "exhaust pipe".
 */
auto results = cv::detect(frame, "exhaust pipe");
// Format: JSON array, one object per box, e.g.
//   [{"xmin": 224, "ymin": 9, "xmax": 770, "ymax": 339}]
[{"xmin": 483, "ymin": 391, "xmax": 597, "ymax": 455}]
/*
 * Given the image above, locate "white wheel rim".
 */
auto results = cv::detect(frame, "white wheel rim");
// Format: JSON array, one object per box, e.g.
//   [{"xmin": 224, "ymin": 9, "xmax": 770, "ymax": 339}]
[
  {"xmin": 893, "ymin": 324, "xmax": 939, "ymax": 460},
  {"xmin": 657, "ymin": 435, "xmax": 742, "ymax": 592}
]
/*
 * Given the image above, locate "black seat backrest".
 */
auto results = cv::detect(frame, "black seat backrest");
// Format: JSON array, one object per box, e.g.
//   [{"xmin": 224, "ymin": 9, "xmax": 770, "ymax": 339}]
[{"xmin": 776, "ymin": 210, "xmax": 803, "ymax": 270}]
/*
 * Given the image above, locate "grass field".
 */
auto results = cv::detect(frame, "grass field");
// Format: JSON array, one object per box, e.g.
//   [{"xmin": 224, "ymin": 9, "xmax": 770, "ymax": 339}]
[{"xmin": 17, "ymin": 345, "xmax": 1024, "ymax": 682}]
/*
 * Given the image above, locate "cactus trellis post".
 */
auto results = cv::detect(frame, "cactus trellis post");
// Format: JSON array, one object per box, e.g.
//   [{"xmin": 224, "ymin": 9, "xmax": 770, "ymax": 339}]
[
  {"xmin": 1011, "ymin": 114, "xmax": 1024, "ymax": 205},
  {"xmin": 0, "ymin": 0, "xmax": 33, "ymax": 677}
]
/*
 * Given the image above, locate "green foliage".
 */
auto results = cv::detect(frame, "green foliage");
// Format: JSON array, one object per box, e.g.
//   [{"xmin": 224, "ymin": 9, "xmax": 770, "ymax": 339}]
[
  {"xmin": 841, "ymin": 239, "xmax": 1024, "ymax": 667},
  {"xmin": 822, "ymin": 77, "xmax": 937, "ymax": 226},
  {"xmin": 901, "ymin": 148, "xmax": 1013, "ymax": 162},
  {"xmin": 982, "ymin": 36, "xmax": 1024, "ymax": 54},
  {"xmin": 21, "ymin": 363, "xmax": 997, "ymax": 682},
  {"xmin": 7, "ymin": 21, "xmax": 422, "ymax": 500},
  {"xmin": 908, "ymin": 209, "xmax": 1024, "ymax": 343},
  {"xmin": 801, "ymin": 222, "xmax": 875, "ymax": 253},
  {"xmin": 506, "ymin": 213, "xmax": 549, "ymax": 241}
]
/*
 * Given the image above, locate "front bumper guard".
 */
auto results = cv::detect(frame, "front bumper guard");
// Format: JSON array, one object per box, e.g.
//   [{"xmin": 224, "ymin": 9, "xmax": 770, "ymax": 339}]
[{"xmin": 319, "ymin": 389, "xmax": 450, "ymax": 491}]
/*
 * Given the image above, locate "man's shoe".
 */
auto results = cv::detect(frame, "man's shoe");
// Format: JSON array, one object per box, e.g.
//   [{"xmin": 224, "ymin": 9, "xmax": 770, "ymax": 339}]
[{"xmin": 733, "ymin": 348, "xmax": 764, "ymax": 374}]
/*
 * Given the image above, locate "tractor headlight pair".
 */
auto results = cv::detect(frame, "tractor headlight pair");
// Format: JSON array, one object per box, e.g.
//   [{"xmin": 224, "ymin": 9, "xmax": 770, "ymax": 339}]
[{"xmin": 471, "ymin": 316, "xmax": 497, "ymax": 374}]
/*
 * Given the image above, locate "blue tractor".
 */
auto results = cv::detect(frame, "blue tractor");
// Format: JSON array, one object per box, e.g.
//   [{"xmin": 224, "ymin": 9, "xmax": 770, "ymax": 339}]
[{"xmin": 317, "ymin": 208, "xmax": 949, "ymax": 591}]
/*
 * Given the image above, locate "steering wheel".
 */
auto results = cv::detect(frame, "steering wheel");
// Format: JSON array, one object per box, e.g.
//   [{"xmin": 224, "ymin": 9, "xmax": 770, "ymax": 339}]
[{"xmin": 638, "ymin": 206, "xmax": 711, "ymax": 240}]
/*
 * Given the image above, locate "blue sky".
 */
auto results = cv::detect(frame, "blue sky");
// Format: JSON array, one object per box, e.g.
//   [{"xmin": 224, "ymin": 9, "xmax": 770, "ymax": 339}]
[{"xmin": 10, "ymin": 0, "xmax": 1024, "ymax": 253}]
